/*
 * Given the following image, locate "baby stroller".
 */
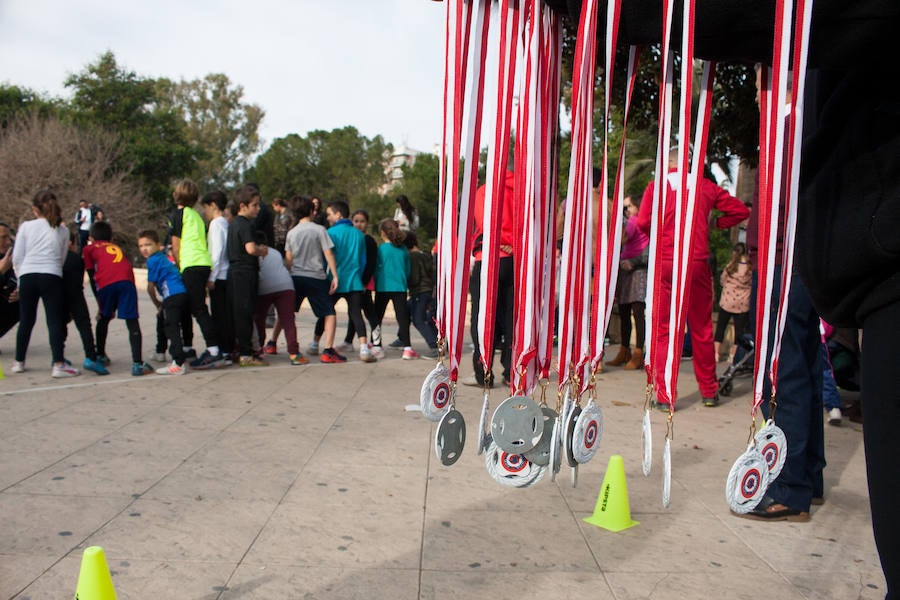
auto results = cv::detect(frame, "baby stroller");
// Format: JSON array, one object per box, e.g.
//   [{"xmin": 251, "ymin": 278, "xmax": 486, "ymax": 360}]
[{"xmin": 718, "ymin": 334, "xmax": 755, "ymax": 397}]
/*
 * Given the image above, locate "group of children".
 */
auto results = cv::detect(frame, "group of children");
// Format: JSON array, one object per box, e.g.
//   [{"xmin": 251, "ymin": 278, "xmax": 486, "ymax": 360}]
[{"xmin": 6, "ymin": 182, "xmax": 439, "ymax": 378}]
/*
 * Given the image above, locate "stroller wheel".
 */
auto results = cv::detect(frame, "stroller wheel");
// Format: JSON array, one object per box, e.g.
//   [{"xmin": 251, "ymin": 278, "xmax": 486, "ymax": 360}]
[{"xmin": 719, "ymin": 380, "xmax": 733, "ymax": 397}]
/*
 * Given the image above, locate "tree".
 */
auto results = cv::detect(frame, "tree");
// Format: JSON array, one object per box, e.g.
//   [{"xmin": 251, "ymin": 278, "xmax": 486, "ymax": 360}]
[
  {"xmin": 157, "ymin": 73, "xmax": 265, "ymax": 190},
  {"xmin": 247, "ymin": 126, "xmax": 392, "ymax": 204},
  {"xmin": 0, "ymin": 85, "xmax": 59, "ymax": 130},
  {"xmin": 0, "ymin": 113, "xmax": 153, "ymax": 247},
  {"xmin": 64, "ymin": 51, "xmax": 196, "ymax": 206}
]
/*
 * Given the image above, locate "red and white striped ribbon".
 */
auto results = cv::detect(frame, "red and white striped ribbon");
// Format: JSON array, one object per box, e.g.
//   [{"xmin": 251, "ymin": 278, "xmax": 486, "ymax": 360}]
[
  {"xmin": 477, "ymin": 0, "xmax": 523, "ymax": 380},
  {"xmin": 557, "ymin": 0, "xmax": 599, "ymax": 392}
]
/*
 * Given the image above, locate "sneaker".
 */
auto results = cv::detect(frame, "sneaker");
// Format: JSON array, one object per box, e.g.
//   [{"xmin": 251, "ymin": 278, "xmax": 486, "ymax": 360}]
[
  {"xmin": 289, "ymin": 353, "xmax": 309, "ymax": 365},
  {"xmin": 703, "ymin": 393, "xmax": 720, "ymax": 407},
  {"xmin": 96, "ymin": 354, "xmax": 111, "ymax": 366},
  {"xmin": 359, "ymin": 349, "xmax": 377, "ymax": 363},
  {"xmin": 156, "ymin": 361, "xmax": 186, "ymax": 375},
  {"xmin": 11, "ymin": 360, "xmax": 25, "ymax": 373},
  {"xmin": 389, "ymin": 338, "xmax": 404, "ymax": 349},
  {"xmin": 190, "ymin": 350, "xmax": 227, "ymax": 370},
  {"xmin": 651, "ymin": 399, "xmax": 674, "ymax": 412},
  {"xmin": 307, "ymin": 341, "xmax": 320, "ymax": 355},
  {"xmin": 335, "ymin": 341, "xmax": 354, "ymax": 353},
  {"xmin": 371, "ymin": 325, "xmax": 382, "ymax": 347},
  {"xmin": 239, "ymin": 355, "xmax": 269, "ymax": 367},
  {"xmin": 402, "ymin": 347, "xmax": 420, "ymax": 360},
  {"xmin": 320, "ymin": 348, "xmax": 347, "ymax": 363},
  {"xmin": 150, "ymin": 352, "xmax": 167, "ymax": 362},
  {"xmin": 52, "ymin": 363, "xmax": 81, "ymax": 378},
  {"xmin": 368, "ymin": 344, "xmax": 384, "ymax": 359},
  {"xmin": 132, "ymin": 362, "xmax": 154, "ymax": 376},
  {"xmin": 425, "ymin": 347, "xmax": 440, "ymax": 359},
  {"xmin": 83, "ymin": 358, "xmax": 110, "ymax": 376},
  {"xmin": 827, "ymin": 407, "xmax": 843, "ymax": 426},
  {"xmin": 263, "ymin": 341, "xmax": 277, "ymax": 355}
]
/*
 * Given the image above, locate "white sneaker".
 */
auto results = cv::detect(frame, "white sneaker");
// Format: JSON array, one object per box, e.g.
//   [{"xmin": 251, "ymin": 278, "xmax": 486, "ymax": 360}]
[
  {"xmin": 156, "ymin": 361, "xmax": 186, "ymax": 376},
  {"xmin": 359, "ymin": 348, "xmax": 377, "ymax": 363},
  {"xmin": 368, "ymin": 343, "xmax": 384, "ymax": 359},
  {"xmin": 335, "ymin": 341, "xmax": 353, "ymax": 353},
  {"xmin": 150, "ymin": 352, "xmax": 167, "ymax": 362},
  {"xmin": 11, "ymin": 360, "xmax": 25, "ymax": 373},
  {"xmin": 52, "ymin": 363, "xmax": 81, "ymax": 378},
  {"xmin": 828, "ymin": 407, "xmax": 843, "ymax": 426}
]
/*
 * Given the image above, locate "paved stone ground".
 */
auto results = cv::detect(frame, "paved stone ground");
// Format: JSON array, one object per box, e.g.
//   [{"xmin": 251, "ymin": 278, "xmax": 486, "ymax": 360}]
[{"xmin": 0, "ymin": 275, "xmax": 885, "ymax": 599}]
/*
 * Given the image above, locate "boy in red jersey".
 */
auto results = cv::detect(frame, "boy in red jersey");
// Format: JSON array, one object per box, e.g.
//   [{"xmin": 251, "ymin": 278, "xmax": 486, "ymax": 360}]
[{"xmin": 83, "ymin": 221, "xmax": 153, "ymax": 376}]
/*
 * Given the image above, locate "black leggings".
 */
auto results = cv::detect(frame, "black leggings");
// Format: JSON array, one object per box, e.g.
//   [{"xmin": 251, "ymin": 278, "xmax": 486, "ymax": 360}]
[
  {"xmin": 344, "ymin": 290, "xmax": 377, "ymax": 343},
  {"xmin": 713, "ymin": 309, "xmax": 749, "ymax": 344},
  {"xmin": 182, "ymin": 266, "xmax": 218, "ymax": 347},
  {"xmin": 64, "ymin": 286, "xmax": 97, "ymax": 361},
  {"xmin": 373, "ymin": 291, "xmax": 411, "ymax": 346},
  {"xmin": 96, "ymin": 316, "xmax": 142, "ymax": 363},
  {"xmin": 332, "ymin": 292, "xmax": 367, "ymax": 343},
  {"xmin": 619, "ymin": 301, "xmax": 645, "ymax": 350},
  {"xmin": 16, "ymin": 273, "xmax": 66, "ymax": 363}
]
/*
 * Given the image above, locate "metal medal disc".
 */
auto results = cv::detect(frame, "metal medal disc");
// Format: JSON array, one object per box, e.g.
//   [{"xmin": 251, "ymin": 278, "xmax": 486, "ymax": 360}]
[
  {"xmin": 421, "ymin": 364, "xmax": 451, "ymax": 422},
  {"xmin": 490, "ymin": 395, "xmax": 544, "ymax": 454},
  {"xmin": 476, "ymin": 392, "xmax": 490, "ymax": 456},
  {"xmin": 434, "ymin": 408, "xmax": 466, "ymax": 466},
  {"xmin": 641, "ymin": 409, "xmax": 653, "ymax": 476},
  {"xmin": 725, "ymin": 445, "xmax": 770, "ymax": 514},
  {"xmin": 549, "ymin": 413, "xmax": 563, "ymax": 479},
  {"xmin": 754, "ymin": 419, "xmax": 787, "ymax": 480},
  {"xmin": 572, "ymin": 401, "xmax": 603, "ymax": 464},
  {"xmin": 563, "ymin": 404, "xmax": 583, "ymax": 467},
  {"xmin": 523, "ymin": 407, "xmax": 558, "ymax": 467},
  {"xmin": 485, "ymin": 440, "xmax": 535, "ymax": 487}
]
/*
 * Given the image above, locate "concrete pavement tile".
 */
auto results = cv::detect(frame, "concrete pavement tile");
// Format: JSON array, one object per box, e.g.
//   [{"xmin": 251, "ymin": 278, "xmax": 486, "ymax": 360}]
[
  {"xmin": 283, "ymin": 463, "xmax": 426, "ymax": 510},
  {"xmin": 781, "ymin": 566, "xmax": 887, "ymax": 600},
  {"xmin": 35, "ymin": 397, "xmax": 154, "ymax": 429},
  {"xmin": 9, "ymin": 553, "xmax": 237, "ymax": 600},
  {"xmin": 1, "ymin": 422, "xmax": 110, "ymax": 465},
  {"xmin": 225, "ymin": 397, "xmax": 341, "ymax": 435},
  {"xmin": 0, "ymin": 395, "xmax": 77, "ymax": 429},
  {"xmin": 145, "ymin": 458, "xmax": 300, "ymax": 502},
  {"xmin": 604, "ymin": 570, "xmax": 807, "ymax": 600},
  {"xmin": 0, "ymin": 554, "xmax": 62, "ymax": 599},
  {"xmin": 420, "ymin": 569, "xmax": 617, "ymax": 600},
  {"xmin": 99, "ymin": 421, "xmax": 221, "ymax": 460},
  {"xmin": 421, "ymin": 510, "xmax": 597, "ymax": 572},
  {"xmin": 189, "ymin": 430, "xmax": 321, "ymax": 465},
  {"xmin": 219, "ymin": 564, "xmax": 419, "ymax": 599},
  {"xmin": 0, "ymin": 493, "xmax": 127, "ymax": 555},
  {"xmin": 312, "ymin": 427, "xmax": 431, "ymax": 467},
  {"xmin": 145, "ymin": 404, "xmax": 251, "ymax": 431},
  {"xmin": 82, "ymin": 497, "xmax": 277, "ymax": 562},
  {"xmin": 425, "ymin": 468, "xmax": 565, "ymax": 513},
  {"xmin": 243, "ymin": 503, "xmax": 423, "ymax": 569}
]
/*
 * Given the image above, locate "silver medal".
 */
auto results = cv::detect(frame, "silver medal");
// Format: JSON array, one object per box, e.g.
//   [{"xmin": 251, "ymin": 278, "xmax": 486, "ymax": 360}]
[
  {"xmin": 725, "ymin": 443, "xmax": 770, "ymax": 513},
  {"xmin": 434, "ymin": 408, "xmax": 466, "ymax": 466},
  {"xmin": 563, "ymin": 404, "xmax": 582, "ymax": 468},
  {"xmin": 420, "ymin": 364, "xmax": 451, "ymax": 422},
  {"xmin": 476, "ymin": 390, "xmax": 491, "ymax": 455},
  {"xmin": 572, "ymin": 400, "xmax": 603, "ymax": 464},
  {"xmin": 490, "ymin": 395, "xmax": 543, "ymax": 454},
  {"xmin": 754, "ymin": 419, "xmax": 787, "ymax": 480},
  {"xmin": 523, "ymin": 407, "xmax": 558, "ymax": 467}
]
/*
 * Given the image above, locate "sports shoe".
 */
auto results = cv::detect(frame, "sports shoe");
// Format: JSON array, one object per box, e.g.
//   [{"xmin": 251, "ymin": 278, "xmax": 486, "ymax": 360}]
[
  {"xmin": 190, "ymin": 350, "xmax": 227, "ymax": 370},
  {"xmin": 156, "ymin": 361, "xmax": 186, "ymax": 375},
  {"xmin": 83, "ymin": 358, "xmax": 110, "ymax": 376},
  {"xmin": 320, "ymin": 348, "xmax": 347, "ymax": 363},
  {"xmin": 402, "ymin": 347, "xmax": 420, "ymax": 360},
  {"xmin": 11, "ymin": 360, "xmax": 25, "ymax": 373},
  {"xmin": 132, "ymin": 362, "xmax": 154, "ymax": 376},
  {"xmin": 52, "ymin": 363, "xmax": 80, "ymax": 378},
  {"xmin": 239, "ymin": 355, "xmax": 269, "ymax": 367},
  {"xmin": 389, "ymin": 338, "xmax": 404, "ymax": 349},
  {"xmin": 289, "ymin": 353, "xmax": 309, "ymax": 365},
  {"xmin": 368, "ymin": 344, "xmax": 384, "ymax": 359},
  {"xmin": 370, "ymin": 325, "xmax": 382, "ymax": 347},
  {"xmin": 307, "ymin": 341, "xmax": 320, "ymax": 355},
  {"xmin": 150, "ymin": 352, "xmax": 167, "ymax": 362},
  {"xmin": 96, "ymin": 354, "xmax": 111, "ymax": 366},
  {"xmin": 703, "ymin": 393, "xmax": 720, "ymax": 407},
  {"xmin": 425, "ymin": 347, "xmax": 440, "ymax": 359},
  {"xmin": 335, "ymin": 341, "xmax": 354, "ymax": 353},
  {"xmin": 359, "ymin": 348, "xmax": 377, "ymax": 363},
  {"xmin": 263, "ymin": 341, "xmax": 278, "ymax": 355},
  {"xmin": 827, "ymin": 407, "xmax": 843, "ymax": 426}
]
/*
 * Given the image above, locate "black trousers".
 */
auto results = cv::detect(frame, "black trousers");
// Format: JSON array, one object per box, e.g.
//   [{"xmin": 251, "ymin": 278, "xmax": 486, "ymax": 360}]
[
  {"xmin": 161, "ymin": 293, "xmax": 188, "ymax": 364},
  {"xmin": 714, "ymin": 308, "xmax": 749, "ymax": 344},
  {"xmin": 64, "ymin": 286, "xmax": 96, "ymax": 361},
  {"xmin": 469, "ymin": 257, "xmax": 514, "ymax": 385},
  {"xmin": 210, "ymin": 278, "xmax": 233, "ymax": 355},
  {"xmin": 0, "ymin": 298, "xmax": 19, "ymax": 339},
  {"xmin": 182, "ymin": 266, "xmax": 218, "ymax": 348},
  {"xmin": 155, "ymin": 303, "xmax": 193, "ymax": 353},
  {"xmin": 344, "ymin": 290, "xmax": 376, "ymax": 343},
  {"xmin": 333, "ymin": 291, "xmax": 367, "ymax": 343},
  {"xmin": 16, "ymin": 273, "xmax": 66, "ymax": 363},
  {"xmin": 228, "ymin": 267, "xmax": 258, "ymax": 356},
  {"xmin": 373, "ymin": 291, "xmax": 411, "ymax": 346}
]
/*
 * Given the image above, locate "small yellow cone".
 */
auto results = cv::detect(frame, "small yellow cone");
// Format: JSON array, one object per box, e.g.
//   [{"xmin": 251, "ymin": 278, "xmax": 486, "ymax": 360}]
[
  {"xmin": 0, "ymin": 361, "xmax": 4, "ymax": 379},
  {"xmin": 73, "ymin": 546, "xmax": 117, "ymax": 600},
  {"xmin": 583, "ymin": 454, "xmax": 639, "ymax": 532}
]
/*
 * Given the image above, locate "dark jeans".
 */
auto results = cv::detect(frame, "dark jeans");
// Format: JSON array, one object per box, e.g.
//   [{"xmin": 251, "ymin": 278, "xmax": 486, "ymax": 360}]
[
  {"xmin": 16, "ymin": 273, "xmax": 66, "ymax": 363},
  {"xmin": 862, "ymin": 300, "xmax": 900, "ymax": 599},
  {"xmin": 373, "ymin": 291, "xmax": 411, "ymax": 346},
  {"xmin": 229, "ymin": 267, "xmax": 258, "ymax": 356},
  {"xmin": 210, "ymin": 279, "xmax": 232, "ymax": 355},
  {"xmin": 469, "ymin": 257, "xmax": 514, "ymax": 385},
  {"xmin": 182, "ymin": 266, "xmax": 218, "ymax": 348},
  {"xmin": 162, "ymin": 293, "xmax": 188, "ymax": 364},
  {"xmin": 155, "ymin": 303, "xmax": 193, "ymax": 353},
  {"xmin": 618, "ymin": 301, "xmax": 645, "ymax": 350},
  {"xmin": 409, "ymin": 291, "xmax": 438, "ymax": 349}
]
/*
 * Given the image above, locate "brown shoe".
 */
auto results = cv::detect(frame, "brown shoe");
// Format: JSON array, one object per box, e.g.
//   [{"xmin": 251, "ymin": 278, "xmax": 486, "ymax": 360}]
[
  {"xmin": 606, "ymin": 346, "xmax": 631, "ymax": 367},
  {"xmin": 623, "ymin": 348, "xmax": 644, "ymax": 370}
]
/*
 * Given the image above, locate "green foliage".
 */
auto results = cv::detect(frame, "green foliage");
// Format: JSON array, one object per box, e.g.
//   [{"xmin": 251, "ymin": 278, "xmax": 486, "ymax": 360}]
[
  {"xmin": 0, "ymin": 85, "xmax": 59, "ymax": 129},
  {"xmin": 247, "ymin": 126, "xmax": 392, "ymax": 204},
  {"xmin": 64, "ymin": 51, "xmax": 196, "ymax": 206},
  {"xmin": 156, "ymin": 73, "xmax": 264, "ymax": 190},
  {"xmin": 391, "ymin": 153, "xmax": 440, "ymax": 245}
]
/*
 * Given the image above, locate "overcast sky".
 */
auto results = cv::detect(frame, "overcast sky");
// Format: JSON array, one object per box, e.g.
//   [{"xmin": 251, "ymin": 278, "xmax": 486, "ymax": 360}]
[{"xmin": 0, "ymin": 0, "xmax": 448, "ymax": 155}]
